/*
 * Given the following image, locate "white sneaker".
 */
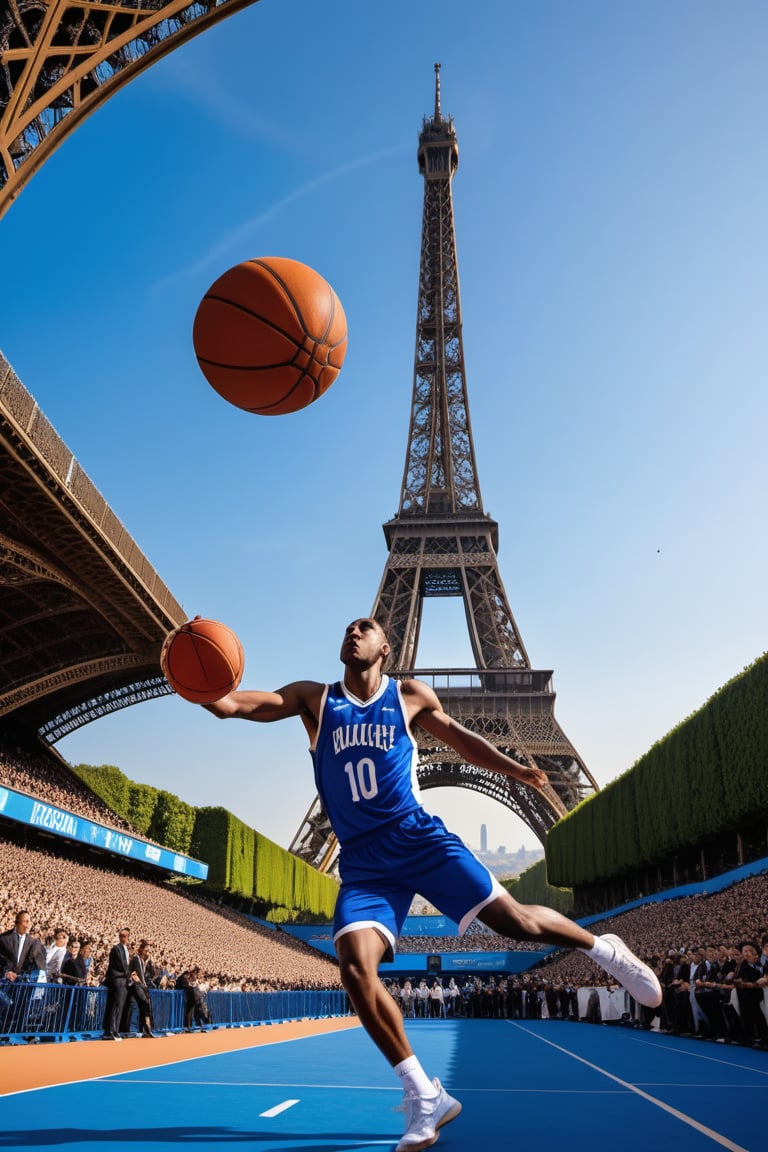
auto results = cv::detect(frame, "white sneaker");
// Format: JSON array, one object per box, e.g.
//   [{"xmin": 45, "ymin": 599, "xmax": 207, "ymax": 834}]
[
  {"xmin": 600, "ymin": 934, "xmax": 662, "ymax": 1008},
  {"xmin": 395, "ymin": 1078, "xmax": 462, "ymax": 1152}
]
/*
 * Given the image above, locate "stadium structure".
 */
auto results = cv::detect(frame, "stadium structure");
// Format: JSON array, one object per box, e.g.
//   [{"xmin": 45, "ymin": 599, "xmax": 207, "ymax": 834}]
[{"xmin": 1, "ymin": 12, "xmax": 767, "ymax": 1050}]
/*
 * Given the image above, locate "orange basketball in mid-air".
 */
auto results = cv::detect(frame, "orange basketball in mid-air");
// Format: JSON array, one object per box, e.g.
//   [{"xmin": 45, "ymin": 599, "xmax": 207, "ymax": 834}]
[
  {"xmin": 192, "ymin": 257, "xmax": 348, "ymax": 415},
  {"xmin": 160, "ymin": 618, "xmax": 244, "ymax": 704}
]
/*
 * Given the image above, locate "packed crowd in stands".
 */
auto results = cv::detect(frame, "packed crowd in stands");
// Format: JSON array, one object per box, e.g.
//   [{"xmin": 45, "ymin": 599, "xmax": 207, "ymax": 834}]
[
  {"xmin": 532, "ymin": 872, "xmax": 768, "ymax": 988},
  {"xmin": 1, "ymin": 739, "xmax": 767, "ymax": 1049},
  {"xmin": 0, "ymin": 743, "xmax": 136, "ymax": 836},
  {"xmin": 382, "ymin": 874, "xmax": 768, "ymax": 1047},
  {"xmin": 0, "ymin": 839, "xmax": 343, "ymax": 992},
  {"xmin": 382, "ymin": 973, "xmax": 582, "ymax": 1022},
  {"xmin": 397, "ymin": 922, "xmax": 541, "ymax": 952}
]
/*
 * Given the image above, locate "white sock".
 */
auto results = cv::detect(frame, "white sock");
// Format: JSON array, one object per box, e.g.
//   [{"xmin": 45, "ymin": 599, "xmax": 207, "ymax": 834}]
[
  {"xmin": 581, "ymin": 936, "xmax": 615, "ymax": 966},
  {"xmin": 394, "ymin": 1055, "xmax": 436, "ymax": 1097}
]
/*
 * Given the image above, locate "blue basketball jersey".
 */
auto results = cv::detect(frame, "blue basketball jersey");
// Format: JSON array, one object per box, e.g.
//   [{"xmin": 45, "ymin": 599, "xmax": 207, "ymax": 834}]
[{"xmin": 310, "ymin": 675, "xmax": 421, "ymax": 847}]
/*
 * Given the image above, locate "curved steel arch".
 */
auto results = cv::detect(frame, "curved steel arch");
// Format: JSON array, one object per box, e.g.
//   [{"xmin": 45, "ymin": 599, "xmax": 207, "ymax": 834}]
[
  {"xmin": 417, "ymin": 762, "xmax": 565, "ymax": 848},
  {"xmin": 0, "ymin": 0, "xmax": 262, "ymax": 218}
]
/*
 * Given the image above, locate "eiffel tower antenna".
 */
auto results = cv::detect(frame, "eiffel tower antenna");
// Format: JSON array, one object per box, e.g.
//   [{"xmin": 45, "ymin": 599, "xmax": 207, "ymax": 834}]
[{"xmin": 289, "ymin": 67, "xmax": 597, "ymax": 870}]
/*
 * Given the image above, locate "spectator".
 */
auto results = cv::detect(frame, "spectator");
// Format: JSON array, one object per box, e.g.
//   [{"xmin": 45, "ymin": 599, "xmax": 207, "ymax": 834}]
[
  {"xmin": 400, "ymin": 979, "xmax": 415, "ymax": 1019},
  {"xmin": 61, "ymin": 940, "xmax": 94, "ymax": 986},
  {"xmin": 445, "ymin": 978, "xmax": 460, "ymax": 1017},
  {"xmin": 715, "ymin": 943, "xmax": 741, "ymax": 1043},
  {"xmin": 693, "ymin": 946, "xmax": 725, "ymax": 1040},
  {"xmin": 428, "ymin": 979, "xmax": 445, "ymax": 1019},
  {"xmin": 734, "ymin": 942, "xmax": 768, "ymax": 1049},
  {"xmin": 414, "ymin": 979, "xmax": 429, "ymax": 1019},
  {"xmin": 759, "ymin": 935, "xmax": 768, "ymax": 976},
  {"xmin": 45, "ymin": 928, "xmax": 69, "ymax": 983},
  {"xmin": 176, "ymin": 967, "xmax": 211, "ymax": 1030},
  {"xmin": 122, "ymin": 939, "xmax": 156, "ymax": 1038},
  {"xmin": 101, "ymin": 928, "xmax": 132, "ymax": 1041},
  {"xmin": 0, "ymin": 911, "xmax": 36, "ymax": 981}
]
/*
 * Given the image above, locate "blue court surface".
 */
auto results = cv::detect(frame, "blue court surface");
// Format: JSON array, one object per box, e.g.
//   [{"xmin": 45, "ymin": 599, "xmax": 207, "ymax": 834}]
[{"xmin": 1, "ymin": 1020, "xmax": 765, "ymax": 1151}]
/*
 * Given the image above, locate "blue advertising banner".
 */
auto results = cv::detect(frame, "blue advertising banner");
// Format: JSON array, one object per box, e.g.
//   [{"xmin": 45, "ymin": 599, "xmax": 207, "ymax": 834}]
[{"xmin": 0, "ymin": 784, "xmax": 208, "ymax": 879}]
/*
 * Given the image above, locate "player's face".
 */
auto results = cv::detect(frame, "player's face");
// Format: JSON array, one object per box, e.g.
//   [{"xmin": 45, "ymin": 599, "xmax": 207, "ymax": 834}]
[{"xmin": 340, "ymin": 618, "xmax": 390, "ymax": 668}]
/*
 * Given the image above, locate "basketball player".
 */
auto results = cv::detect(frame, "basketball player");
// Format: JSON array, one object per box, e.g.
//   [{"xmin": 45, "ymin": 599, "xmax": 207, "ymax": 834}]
[{"xmin": 204, "ymin": 618, "xmax": 662, "ymax": 1151}]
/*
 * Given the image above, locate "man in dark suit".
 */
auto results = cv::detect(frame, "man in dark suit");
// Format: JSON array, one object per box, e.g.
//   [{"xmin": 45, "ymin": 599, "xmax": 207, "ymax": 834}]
[
  {"xmin": 101, "ymin": 927, "xmax": 132, "ymax": 1040},
  {"xmin": 0, "ymin": 911, "xmax": 38, "ymax": 981},
  {"xmin": 0, "ymin": 910, "xmax": 47, "ymax": 1033},
  {"xmin": 121, "ymin": 940, "xmax": 156, "ymax": 1038},
  {"xmin": 175, "ymin": 967, "xmax": 211, "ymax": 1030},
  {"xmin": 694, "ymin": 945, "xmax": 725, "ymax": 1039}
]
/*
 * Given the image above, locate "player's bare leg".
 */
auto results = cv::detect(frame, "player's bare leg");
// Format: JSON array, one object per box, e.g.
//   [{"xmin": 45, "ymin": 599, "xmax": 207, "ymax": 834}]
[
  {"xmin": 335, "ymin": 928, "xmax": 412, "ymax": 1065},
  {"xmin": 336, "ymin": 928, "xmax": 462, "ymax": 1151},
  {"xmin": 478, "ymin": 890, "xmax": 662, "ymax": 1007}
]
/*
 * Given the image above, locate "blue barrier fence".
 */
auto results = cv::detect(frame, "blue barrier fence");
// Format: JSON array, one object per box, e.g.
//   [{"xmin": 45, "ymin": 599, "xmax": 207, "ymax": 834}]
[{"xmin": 0, "ymin": 980, "xmax": 351, "ymax": 1045}]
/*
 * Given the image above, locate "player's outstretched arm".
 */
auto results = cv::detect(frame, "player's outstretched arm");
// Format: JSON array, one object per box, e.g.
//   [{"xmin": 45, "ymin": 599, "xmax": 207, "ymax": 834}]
[
  {"xmin": 203, "ymin": 680, "xmax": 324, "ymax": 724},
  {"xmin": 403, "ymin": 679, "xmax": 548, "ymax": 791}
]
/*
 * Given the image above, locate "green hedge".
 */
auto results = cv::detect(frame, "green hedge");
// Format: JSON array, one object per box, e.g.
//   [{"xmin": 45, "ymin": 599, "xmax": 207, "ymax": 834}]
[
  {"xmin": 546, "ymin": 651, "xmax": 768, "ymax": 887},
  {"xmin": 74, "ymin": 765, "xmax": 197, "ymax": 854},
  {"xmin": 71, "ymin": 765, "xmax": 338, "ymax": 920},
  {"xmin": 502, "ymin": 858, "xmax": 573, "ymax": 914}
]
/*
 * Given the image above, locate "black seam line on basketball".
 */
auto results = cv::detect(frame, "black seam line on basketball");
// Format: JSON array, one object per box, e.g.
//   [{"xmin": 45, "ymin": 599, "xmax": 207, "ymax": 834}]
[
  {"xmin": 203, "ymin": 294, "xmax": 306, "ymax": 345},
  {"xmin": 319, "ymin": 291, "xmax": 333, "ymax": 344},
  {"xmin": 290, "ymin": 340, "xmax": 329, "ymax": 369},
  {"xmin": 198, "ymin": 358, "xmax": 305, "ymax": 372},
  {"xmin": 249, "ymin": 259, "xmax": 332, "ymax": 340},
  {"xmin": 199, "ymin": 342, "xmax": 330, "ymax": 374},
  {"xmin": 177, "ymin": 642, "xmax": 221, "ymax": 690},
  {"xmin": 247, "ymin": 366, "xmax": 318, "ymax": 412}
]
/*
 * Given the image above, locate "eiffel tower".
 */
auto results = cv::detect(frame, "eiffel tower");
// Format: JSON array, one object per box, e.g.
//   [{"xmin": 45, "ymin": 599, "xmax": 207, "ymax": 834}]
[{"xmin": 289, "ymin": 66, "xmax": 597, "ymax": 872}]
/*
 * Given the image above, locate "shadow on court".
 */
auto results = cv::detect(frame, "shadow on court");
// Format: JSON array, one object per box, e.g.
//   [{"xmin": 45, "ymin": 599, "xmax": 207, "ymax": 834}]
[{"xmin": 2, "ymin": 1129, "xmax": 391, "ymax": 1150}]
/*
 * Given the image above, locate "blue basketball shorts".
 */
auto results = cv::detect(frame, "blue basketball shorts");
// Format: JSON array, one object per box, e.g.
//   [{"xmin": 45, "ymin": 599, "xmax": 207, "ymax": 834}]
[{"xmin": 332, "ymin": 807, "xmax": 504, "ymax": 957}]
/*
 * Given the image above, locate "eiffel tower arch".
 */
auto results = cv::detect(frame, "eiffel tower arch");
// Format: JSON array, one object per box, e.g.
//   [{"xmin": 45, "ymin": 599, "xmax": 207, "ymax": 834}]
[
  {"xmin": 290, "ymin": 67, "xmax": 598, "ymax": 872},
  {"xmin": 0, "ymin": 0, "xmax": 262, "ymax": 219}
]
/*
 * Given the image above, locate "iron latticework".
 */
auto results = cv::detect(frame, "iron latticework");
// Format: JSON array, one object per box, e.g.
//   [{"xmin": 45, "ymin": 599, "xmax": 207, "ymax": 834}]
[
  {"xmin": 290, "ymin": 67, "xmax": 597, "ymax": 870},
  {"xmin": 0, "ymin": 347, "xmax": 185, "ymax": 741},
  {"xmin": 0, "ymin": 0, "xmax": 261, "ymax": 218}
]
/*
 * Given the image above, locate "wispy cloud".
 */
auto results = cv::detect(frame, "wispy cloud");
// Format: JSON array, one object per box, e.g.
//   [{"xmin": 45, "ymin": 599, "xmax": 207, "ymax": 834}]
[
  {"xmin": 154, "ymin": 50, "xmax": 304, "ymax": 154},
  {"xmin": 151, "ymin": 144, "xmax": 406, "ymax": 293}
]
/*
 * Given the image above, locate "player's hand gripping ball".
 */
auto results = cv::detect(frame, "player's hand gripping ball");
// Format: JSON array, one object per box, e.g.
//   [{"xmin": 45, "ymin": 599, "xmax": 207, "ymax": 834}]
[
  {"xmin": 160, "ymin": 617, "xmax": 244, "ymax": 704},
  {"xmin": 192, "ymin": 257, "xmax": 347, "ymax": 415}
]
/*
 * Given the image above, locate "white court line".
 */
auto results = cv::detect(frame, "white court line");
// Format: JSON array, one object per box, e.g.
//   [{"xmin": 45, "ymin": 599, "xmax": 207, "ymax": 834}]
[
  {"xmin": 630, "ymin": 1035, "xmax": 768, "ymax": 1076},
  {"xmin": 102, "ymin": 1079, "xmax": 627, "ymax": 1094},
  {"xmin": 509, "ymin": 1022, "xmax": 751, "ymax": 1152},
  {"xmin": 0, "ymin": 1027, "xmax": 355, "ymax": 1099},
  {"xmin": 260, "ymin": 1099, "xmax": 299, "ymax": 1117},
  {"xmin": 636, "ymin": 1084, "xmax": 768, "ymax": 1090},
  {"xmin": 97, "ymin": 1079, "xmax": 403, "ymax": 1091}
]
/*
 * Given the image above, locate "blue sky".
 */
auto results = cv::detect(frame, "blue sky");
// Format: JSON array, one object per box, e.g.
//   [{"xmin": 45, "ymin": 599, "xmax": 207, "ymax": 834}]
[{"xmin": 2, "ymin": 0, "xmax": 767, "ymax": 855}]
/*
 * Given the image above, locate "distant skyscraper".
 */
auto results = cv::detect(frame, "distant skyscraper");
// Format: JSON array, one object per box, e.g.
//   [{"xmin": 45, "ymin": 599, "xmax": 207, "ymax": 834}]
[{"xmin": 480, "ymin": 824, "xmax": 488, "ymax": 853}]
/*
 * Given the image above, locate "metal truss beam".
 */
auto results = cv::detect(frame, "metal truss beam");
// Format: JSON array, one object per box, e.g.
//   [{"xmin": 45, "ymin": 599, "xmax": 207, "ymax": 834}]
[{"xmin": 0, "ymin": 0, "xmax": 261, "ymax": 217}]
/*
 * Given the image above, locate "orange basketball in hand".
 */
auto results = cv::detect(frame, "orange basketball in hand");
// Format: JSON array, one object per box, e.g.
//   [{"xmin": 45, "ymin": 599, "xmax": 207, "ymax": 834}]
[
  {"xmin": 192, "ymin": 257, "xmax": 347, "ymax": 415},
  {"xmin": 160, "ymin": 618, "xmax": 244, "ymax": 704}
]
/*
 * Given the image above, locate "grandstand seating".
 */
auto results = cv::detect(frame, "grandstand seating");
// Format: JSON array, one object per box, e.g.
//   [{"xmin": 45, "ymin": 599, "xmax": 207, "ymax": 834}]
[
  {"xmin": 2, "ymin": 736, "xmax": 767, "ymax": 1021},
  {"xmin": 0, "ymin": 741, "xmax": 136, "ymax": 835},
  {"xmin": 0, "ymin": 834, "xmax": 343, "ymax": 991}
]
